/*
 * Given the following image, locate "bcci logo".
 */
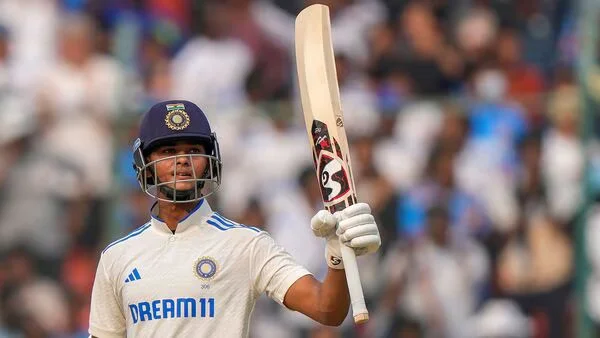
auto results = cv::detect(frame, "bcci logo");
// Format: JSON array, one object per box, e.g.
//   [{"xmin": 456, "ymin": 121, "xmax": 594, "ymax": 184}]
[
  {"xmin": 194, "ymin": 256, "xmax": 218, "ymax": 280},
  {"xmin": 165, "ymin": 103, "xmax": 190, "ymax": 130}
]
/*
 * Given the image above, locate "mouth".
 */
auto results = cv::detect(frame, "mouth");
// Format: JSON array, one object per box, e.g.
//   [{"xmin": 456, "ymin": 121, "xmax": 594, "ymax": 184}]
[{"xmin": 174, "ymin": 172, "xmax": 193, "ymax": 180}]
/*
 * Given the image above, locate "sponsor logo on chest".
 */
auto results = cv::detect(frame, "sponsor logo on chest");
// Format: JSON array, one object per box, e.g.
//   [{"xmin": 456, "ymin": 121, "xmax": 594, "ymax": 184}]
[{"xmin": 126, "ymin": 256, "xmax": 222, "ymax": 324}]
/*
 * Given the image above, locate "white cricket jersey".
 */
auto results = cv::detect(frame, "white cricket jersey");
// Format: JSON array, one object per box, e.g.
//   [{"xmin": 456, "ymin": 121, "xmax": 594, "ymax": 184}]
[{"xmin": 89, "ymin": 200, "xmax": 311, "ymax": 338}]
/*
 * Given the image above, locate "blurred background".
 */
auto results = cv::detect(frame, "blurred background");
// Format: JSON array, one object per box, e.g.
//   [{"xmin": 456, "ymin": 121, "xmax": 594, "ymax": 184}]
[{"xmin": 0, "ymin": 0, "xmax": 598, "ymax": 337}]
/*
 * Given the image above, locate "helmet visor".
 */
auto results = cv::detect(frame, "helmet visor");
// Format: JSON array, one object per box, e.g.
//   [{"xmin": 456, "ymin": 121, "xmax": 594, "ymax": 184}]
[{"xmin": 137, "ymin": 153, "xmax": 221, "ymax": 203}]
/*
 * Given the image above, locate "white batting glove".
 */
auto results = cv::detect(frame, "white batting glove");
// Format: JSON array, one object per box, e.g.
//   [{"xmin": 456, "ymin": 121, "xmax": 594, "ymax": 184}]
[{"xmin": 311, "ymin": 203, "xmax": 381, "ymax": 269}]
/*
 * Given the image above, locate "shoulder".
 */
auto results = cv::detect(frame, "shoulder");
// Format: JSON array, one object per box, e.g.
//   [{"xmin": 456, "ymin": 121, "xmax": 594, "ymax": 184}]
[
  {"xmin": 101, "ymin": 222, "xmax": 153, "ymax": 256},
  {"xmin": 205, "ymin": 212, "xmax": 263, "ymax": 237}
]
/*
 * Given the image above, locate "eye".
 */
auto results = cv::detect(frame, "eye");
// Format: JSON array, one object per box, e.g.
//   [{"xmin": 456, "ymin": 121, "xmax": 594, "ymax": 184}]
[
  {"xmin": 189, "ymin": 148, "xmax": 203, "ymax": 154},
  {"xmin": 161, "ymin": 148, "xmax": 176, "ymax": 155}
]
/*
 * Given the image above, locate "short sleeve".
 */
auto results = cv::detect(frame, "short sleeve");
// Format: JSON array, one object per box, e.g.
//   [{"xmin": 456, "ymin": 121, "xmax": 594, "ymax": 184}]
[
  {"xmin": 250, "ymin": 232, "xmax": 311, "ymax": 305},
  {"xmin": 89, "ymin": 254, "xmax": 126, "ymax": 338}
]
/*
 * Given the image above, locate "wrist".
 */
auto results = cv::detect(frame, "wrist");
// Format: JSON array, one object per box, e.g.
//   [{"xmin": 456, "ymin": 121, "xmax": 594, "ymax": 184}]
[{"xmin": 325, "ymin": 236, "xmax": 344, "ymax": 269}]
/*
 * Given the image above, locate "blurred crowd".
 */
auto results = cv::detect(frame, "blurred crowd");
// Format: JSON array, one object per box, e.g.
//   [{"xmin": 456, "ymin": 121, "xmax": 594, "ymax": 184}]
[{"xmin": 0, "ymin": 0, "xmax": 590, "ymax": 337}]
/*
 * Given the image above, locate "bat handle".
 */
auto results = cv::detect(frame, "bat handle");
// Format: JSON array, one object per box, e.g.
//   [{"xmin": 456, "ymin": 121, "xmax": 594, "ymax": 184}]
[{"xmin": 340, "ymin": 241, "xmax": 369, "ymax": 324}]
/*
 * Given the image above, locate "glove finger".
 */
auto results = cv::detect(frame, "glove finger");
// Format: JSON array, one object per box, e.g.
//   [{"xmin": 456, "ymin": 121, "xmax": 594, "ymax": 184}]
[
  {"xmin": 311, "ymin": 209, "xmax": 337, "ymax": 237},
  {"xmin": 335, "ymin": 203, "xmax": 371, "ymax": 220},
  {"xmin": 353, "ymin": 247, "xmax": 369, "ymax": 256},
  {"xmin": 348, "ymin": 235, "xmax": 381, "ymax": 250},
  {"xmin": 337, "ymin": 214, "xmax": 375, "ymax": 234},
  {"xmin": 339, "ymin": 223, "xmax": 378, "ymax": 242},
  {"xmin": 311, "ymin": 210, "xmax": 336, "ymax": 230}
]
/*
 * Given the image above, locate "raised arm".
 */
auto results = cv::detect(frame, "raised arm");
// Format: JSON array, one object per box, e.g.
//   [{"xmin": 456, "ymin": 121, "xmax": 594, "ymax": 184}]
[
  {"xmin": 283, "ymin": 203, "xmax": 380, "ymax": 326},
  {"xmin": 283, "ymin": 269, "xmax": 350, "ymax": 326}
]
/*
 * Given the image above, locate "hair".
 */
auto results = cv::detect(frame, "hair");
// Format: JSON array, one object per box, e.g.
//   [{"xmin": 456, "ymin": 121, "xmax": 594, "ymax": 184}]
[{"xmin": 58, "ymin": 13, "xmax": 96, "ymax": 40}]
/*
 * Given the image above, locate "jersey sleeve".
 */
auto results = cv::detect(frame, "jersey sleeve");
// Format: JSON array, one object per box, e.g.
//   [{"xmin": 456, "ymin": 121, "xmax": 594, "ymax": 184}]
[
  {"xmin": 89, "ymin": 253, "xmax": 126, "ymax": 338},
  {"xmin": 250, "ymin": 232, "xmax": 312, "ymax": 305}
]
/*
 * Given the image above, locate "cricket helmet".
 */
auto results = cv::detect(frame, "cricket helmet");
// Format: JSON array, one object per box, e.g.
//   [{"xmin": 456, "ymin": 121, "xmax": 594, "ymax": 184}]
[{"xmin": 132, "ymin": 100, "xmax": 222, "ymax": 203}]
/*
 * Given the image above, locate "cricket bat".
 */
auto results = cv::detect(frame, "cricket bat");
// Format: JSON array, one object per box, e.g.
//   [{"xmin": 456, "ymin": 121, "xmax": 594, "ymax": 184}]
[{"xmin": 295, "ymin": 4, "xmax": 369, "ymax": 324}]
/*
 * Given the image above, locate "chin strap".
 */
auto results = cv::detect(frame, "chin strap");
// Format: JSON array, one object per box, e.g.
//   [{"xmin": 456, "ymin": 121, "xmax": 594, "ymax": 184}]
[
  {"xmin": 156, "ymin": 167, "xmax": 211, "ymax": 202},
  {"xmin": 159, "ymin": 183, "xmax": 204, "ymax": 202}
]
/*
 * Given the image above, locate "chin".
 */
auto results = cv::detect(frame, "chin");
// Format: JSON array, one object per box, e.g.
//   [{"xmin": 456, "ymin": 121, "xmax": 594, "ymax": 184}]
[{"xmin": 173, "ymin": 183, "xmax": 197, "ymax": 191}]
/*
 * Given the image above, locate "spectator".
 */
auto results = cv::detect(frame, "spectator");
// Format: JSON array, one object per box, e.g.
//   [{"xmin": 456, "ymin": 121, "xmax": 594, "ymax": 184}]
[
  {"xmin": 0, "ymin": 0, "xmax": 58, "ymax": 96},
  {"xmin": 336, "ymin": 54, "xmax": 380, "ymax": 138},
  {"xmin": 0, "ymin": 113, "xmax": 85, "ymax": 277},
  {"xmin": 352, "ymin": 134, "xmax": 397, "ymax": 253},
  {"xmin": 380, "ymin": 205, "xmax": 490, "ymax": 338},
  {"xmin": 0, "ymin": 246, "xmax": 70, "ymax": 337},
  {"xmin": 35, "ymin": 13, "xmax": 124, "ymax": 249},
  {"xmin": 398, "ymin": 142, "xmax": 489, "ymax": 240},
  {"xmin": 227, "ymin": 0, "xmax": 291, "ymax": 102},
  {"xmin": 496, "ymin": 28, "xmax": 546, "ymax": 126},
  {"xmin": 495, "ymin": 214, "xmax": 573, "ymax": 338},
  {"xmin": 467, "ymin": 299, "xmax": 532, "ymax": 338},
  {"xmin": 542, "ymin": 84, "xmax": 584, "ymax": 226},
  {"xmin": 170, "ymin": 0, "xmax": 253, "ymax": 116}
]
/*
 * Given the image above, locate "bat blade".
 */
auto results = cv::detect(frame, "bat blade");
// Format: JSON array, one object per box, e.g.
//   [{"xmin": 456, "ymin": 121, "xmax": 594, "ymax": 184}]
[{"xmin": 295, "ymin": 4, "xmax": 368, "ymax": 324}]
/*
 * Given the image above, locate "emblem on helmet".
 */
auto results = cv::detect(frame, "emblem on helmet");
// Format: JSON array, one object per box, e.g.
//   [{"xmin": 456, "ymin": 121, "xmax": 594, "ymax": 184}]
[{"xmin": 165, "ymin": 103, "xmax": 190, "ymax": 130}]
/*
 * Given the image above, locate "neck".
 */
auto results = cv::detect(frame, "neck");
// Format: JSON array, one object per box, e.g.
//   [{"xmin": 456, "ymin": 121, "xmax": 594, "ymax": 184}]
[{"xmin": 157, "ymin": 200, "xmax": 200, "ymax": 231}]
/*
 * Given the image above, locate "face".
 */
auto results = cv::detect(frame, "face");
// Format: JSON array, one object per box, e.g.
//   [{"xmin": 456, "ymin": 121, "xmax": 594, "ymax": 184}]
[
  {"xmin": 0, "ymin": 36, "xmax": 7, "ymax": 61},
  {"xmin": 439, "ymin": 112, "xmax": 467, "ymax": 152},
  {"xmin": 497, "ymin": 30, "xmax": 521, "ymax": 64},
  {"xmin": 428, "ymin": 213, "xmax": 449, "ymax": 246},
  {"xmin": 60, "ymin": 28, "xmax": 93, "ymax": 66},
  {"xmin": 434, "ymin": 152, "xmax": 454, "ymax": 188},
  {"xmin": 147, "ymin": 141, "xmax": 208, "ymax": 192},
  {"xmin": 203, "ymin": 3, "xmax": 231, "ymax": 38}
]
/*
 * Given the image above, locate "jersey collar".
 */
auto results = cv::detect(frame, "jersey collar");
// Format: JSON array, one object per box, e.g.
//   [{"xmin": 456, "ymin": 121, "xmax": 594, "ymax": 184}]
[{"xmin": 150, "ymin": 199, "xmax": 213, "ymax": 235}]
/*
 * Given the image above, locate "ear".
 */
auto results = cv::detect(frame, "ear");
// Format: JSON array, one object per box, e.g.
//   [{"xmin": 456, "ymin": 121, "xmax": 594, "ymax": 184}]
[
  {"xmin": 144, "ymin": 165, "xmax": 155, "ymax": 185},
  {"xmin": 144, "ymin": 156, "xmax": 154, "ymax": 177}
]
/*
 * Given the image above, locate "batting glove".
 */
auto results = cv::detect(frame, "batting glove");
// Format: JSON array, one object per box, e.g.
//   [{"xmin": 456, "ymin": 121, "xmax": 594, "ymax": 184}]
[{"xmin": 311, "ymin": 203, "xmax": 381, "ymax": 269}]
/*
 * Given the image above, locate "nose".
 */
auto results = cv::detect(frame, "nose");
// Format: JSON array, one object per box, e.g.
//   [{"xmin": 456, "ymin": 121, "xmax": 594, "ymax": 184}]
[{"xmin": 176, "ymin": 154, "xmax": 190, "ymax": 166}]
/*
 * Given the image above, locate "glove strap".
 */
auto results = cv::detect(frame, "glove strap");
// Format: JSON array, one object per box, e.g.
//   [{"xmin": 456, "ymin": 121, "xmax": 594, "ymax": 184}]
[{"xmin": 325, "ymin": 236, "xmax": 344, "ymax": 269}]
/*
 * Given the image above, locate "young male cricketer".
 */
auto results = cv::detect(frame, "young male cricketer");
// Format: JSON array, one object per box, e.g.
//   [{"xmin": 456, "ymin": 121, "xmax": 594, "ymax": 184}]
[{"xmin": 89, "ymin": 100, "xmax": 381, "ymax": 337}]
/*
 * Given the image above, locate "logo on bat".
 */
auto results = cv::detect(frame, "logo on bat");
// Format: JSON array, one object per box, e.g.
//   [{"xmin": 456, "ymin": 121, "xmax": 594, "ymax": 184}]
[
  {"xmin": 318, "ymin": 154, "xmax": 350, "ymax": 202},
  {"xmin": 315, "ymin": 135, "xmax": 330, "ymax": 149},
  {"xmin": 311, "ymin": 120, "xmax": 350, "ymax": 203},
  {"xmin": 330, "ymin": 255, "xmax": 342, "ymax": 266}
]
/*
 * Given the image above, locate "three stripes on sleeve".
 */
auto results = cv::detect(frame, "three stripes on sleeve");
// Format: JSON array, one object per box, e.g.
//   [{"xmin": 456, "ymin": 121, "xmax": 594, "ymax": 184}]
[{"xmin": 207, "ymin": 213, "xmax": 260, "ymax": 233}]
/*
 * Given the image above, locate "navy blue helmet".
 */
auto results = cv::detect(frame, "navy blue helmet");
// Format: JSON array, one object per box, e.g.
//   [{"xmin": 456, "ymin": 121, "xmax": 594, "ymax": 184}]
[{"xmin": 133, "ymin": 100, "xmax": 222, "ymax": 202}]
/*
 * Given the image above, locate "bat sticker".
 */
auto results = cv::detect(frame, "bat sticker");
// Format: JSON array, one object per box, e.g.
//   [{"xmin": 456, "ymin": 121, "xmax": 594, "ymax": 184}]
[
  {"xmin": 319, "ymin": 154, "xmax": 350, "ymax": 202},
  {"xmin": 311, "ymin": 120, "xmax": 350, "ymax": 203},
  {"xmin": 333, "ymin": 138, "xmax": 343, "ymax": 159},
  {"xmin": 312, "ymin": 121, "xmax": 333, "ymax": 152}
]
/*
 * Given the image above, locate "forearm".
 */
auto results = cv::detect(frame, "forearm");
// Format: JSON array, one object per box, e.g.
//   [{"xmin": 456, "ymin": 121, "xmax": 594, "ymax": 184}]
[
  {"xmin": 316, "ymin": 268, "xmax": 350, "ymax": 325},
  {"xmin": 284, "ymin": 268, "xmax": 350, "ymax": 326}
]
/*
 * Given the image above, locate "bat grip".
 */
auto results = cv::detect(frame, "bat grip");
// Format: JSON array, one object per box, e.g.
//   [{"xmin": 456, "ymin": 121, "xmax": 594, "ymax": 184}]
[{"xmin": 340, "ymin": 241, "xmax": 369, "ymax": 324}]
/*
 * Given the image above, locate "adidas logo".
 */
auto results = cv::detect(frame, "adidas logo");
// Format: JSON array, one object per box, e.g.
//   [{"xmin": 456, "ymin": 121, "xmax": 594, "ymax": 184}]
[{"xmin": 125, "ymin": 268, "xmax": 141, "ymax": 283}]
